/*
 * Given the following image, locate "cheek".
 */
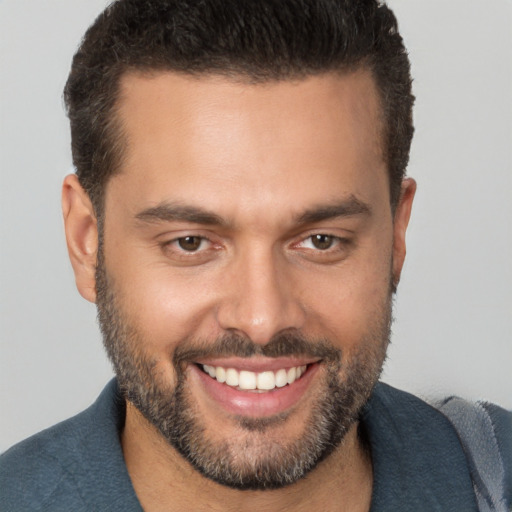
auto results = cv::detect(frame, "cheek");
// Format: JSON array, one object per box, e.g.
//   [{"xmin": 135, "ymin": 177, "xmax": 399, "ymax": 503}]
[
  {"xmin": 300, "ymin": 247, "xmax": 393, "ymax": 349},
  {"xmin": 112, "ymin": 263, "xmax": 222, "ymax": 351}
]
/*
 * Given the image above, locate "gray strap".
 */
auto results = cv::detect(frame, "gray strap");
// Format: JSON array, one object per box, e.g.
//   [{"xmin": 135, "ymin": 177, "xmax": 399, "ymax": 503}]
[{"xmin": 438, "ymin": 397, "xmax": 508, "ymax": 512}]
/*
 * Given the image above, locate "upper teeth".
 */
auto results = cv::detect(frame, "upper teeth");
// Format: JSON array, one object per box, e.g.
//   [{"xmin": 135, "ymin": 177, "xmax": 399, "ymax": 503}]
[{"xmin": 202, "ymin": 364, "xmax": 307, "ymax": 391}]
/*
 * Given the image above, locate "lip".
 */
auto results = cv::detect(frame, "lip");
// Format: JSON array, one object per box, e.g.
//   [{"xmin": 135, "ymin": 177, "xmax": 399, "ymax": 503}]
[{"xmin": 189, "ymin": 360, "xmax": 321, "ymax": 418}]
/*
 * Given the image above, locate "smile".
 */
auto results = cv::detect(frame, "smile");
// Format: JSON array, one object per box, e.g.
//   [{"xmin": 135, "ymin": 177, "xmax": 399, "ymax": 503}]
[
  {"xmin": 192, "ymin": 359, "xmax": 321, "ymax": 417},
  {"xmin": 201, "ymin": 364, "xmax": 308, "ymax": 392}
]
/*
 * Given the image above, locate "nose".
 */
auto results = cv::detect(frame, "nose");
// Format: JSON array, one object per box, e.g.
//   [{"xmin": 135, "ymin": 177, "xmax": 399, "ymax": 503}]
[{"xmin": 216, "ymin": 247, "xmax": 306, "ymax": 344}]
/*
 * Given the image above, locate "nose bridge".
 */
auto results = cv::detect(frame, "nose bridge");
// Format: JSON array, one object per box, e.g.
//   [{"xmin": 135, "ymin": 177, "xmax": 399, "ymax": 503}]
[{"xmin": 216, "ymin": 244, "xmax": 305, "ymax": 344}]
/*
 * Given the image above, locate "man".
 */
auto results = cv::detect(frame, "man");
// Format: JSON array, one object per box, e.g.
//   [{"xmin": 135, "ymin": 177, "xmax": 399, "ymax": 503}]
[{"xmin": 1, "ymin": 1, "xmax": 510, "ymax": 511}]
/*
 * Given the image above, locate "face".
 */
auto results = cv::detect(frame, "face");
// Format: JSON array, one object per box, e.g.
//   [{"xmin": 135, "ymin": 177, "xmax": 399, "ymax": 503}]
[{"xmin": 82, "ymin": 70, "xmax": 413, "ymax": 489}]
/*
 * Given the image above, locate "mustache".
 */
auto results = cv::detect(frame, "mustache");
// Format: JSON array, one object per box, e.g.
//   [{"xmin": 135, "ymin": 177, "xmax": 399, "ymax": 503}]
[{"xmin": 173, "ymin": 330, "xmax": 341, "ymax": 368}]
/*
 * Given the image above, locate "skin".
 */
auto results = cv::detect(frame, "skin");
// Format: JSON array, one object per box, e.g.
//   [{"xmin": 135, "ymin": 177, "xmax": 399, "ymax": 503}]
[{"xmin": 62, "ymin": 69, "xmax": 416, "ymax": 511}]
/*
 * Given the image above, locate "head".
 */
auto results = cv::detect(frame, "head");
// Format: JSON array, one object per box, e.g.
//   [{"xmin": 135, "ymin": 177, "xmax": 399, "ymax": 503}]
[{"xmin": 62, "ymin": 0, "xmax": 416, "ymax": 492}]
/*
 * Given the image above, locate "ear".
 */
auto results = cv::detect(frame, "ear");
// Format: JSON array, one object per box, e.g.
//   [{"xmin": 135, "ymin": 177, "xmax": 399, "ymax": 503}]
[
  {"xmin": 392, "ymin": 177, "xmax": 416, "ymax": 287},
  {"xmin": 62, "ymin": 174, "xmax": 98, "ymax": 303}
]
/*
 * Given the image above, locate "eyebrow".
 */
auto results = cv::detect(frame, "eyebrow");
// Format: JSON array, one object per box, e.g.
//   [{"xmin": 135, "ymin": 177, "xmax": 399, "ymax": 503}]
[
  {"xmin": 135, "ymin": 203, "xmax": 227, "ymax": 227},
  {"xmin": 295, "ymin": 196, "xmax": 372, "ymax": 224},
  {"xmin": 135, "ymin": 195, "xmax": 371, "ymax": 228}
]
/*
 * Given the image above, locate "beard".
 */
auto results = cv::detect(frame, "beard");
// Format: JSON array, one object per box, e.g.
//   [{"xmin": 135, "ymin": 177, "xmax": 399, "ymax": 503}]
[{"xmin": 95, "ymin": 254, "xmax": 392, "ymax": 490}]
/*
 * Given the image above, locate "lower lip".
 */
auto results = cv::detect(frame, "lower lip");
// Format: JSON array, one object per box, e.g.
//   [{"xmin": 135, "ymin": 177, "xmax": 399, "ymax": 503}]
[{"xmin": 190, "ymin": 363, "xmax": 320, "ymax": 418}]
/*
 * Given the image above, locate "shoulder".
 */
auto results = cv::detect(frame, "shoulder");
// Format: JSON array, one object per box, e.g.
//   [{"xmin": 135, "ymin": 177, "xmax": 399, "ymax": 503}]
[
  {"xmin": 363, "ymin": 383, "xmax": 511, "ymax": 511},
  {"xmin": 436, "ymin": 396, "xmax": 512, "ymax": 510},
  {"xmin": 364, "ymin": 381, "xmax": 459, "ymax": 431},
  {"xmin": 361, "ymin": 383, "xmax": 478, "ymax": 510},
  {"xmin": 0, "ymin": 380, "xmax": 133, "ymax": 512},
  {"xmin": 0, "ymin": 409, "xmax": 93, "ymax": 511},
  {"xmin": 436, "ymin": 395, "xmax": 512, "ymax": 456}
]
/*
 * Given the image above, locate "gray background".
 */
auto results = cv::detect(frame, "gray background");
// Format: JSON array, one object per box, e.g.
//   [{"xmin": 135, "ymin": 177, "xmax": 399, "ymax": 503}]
[{"xmin": 1, "ymin": 0, "xmax": 511, "ymax": 452}]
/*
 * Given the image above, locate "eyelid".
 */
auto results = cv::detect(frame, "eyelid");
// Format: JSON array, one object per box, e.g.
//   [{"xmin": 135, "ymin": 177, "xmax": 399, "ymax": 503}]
[
  {"xmin": 289, "ymin": 231, "xmax": 354, "ymax": 264},
  {"xmin": 157, "ymin": 230, "xmax": 224, "ymax": 262},
  {"xmin": 292, "ymin": 230, "xmax": 350, "ymax": 247},
  {"xmin": 176, "ymin": 235, "xmax": 208, "ymax": 251},
  {"xmin": 296, "ymin": 235, "xmax": 344, "ymax": 250},
  {"xmin": 163, "ymin": 234, "xmax": 212, "ymax": 250},
  {"xmin": 156, "ymin": 227, "xmax": 217, "ymax": 244}
]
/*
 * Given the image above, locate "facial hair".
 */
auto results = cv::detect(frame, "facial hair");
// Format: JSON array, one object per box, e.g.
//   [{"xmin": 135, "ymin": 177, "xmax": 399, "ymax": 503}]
[{"xmin": 95, "ymin": 254, "xmax": 391, "ymax": 490}]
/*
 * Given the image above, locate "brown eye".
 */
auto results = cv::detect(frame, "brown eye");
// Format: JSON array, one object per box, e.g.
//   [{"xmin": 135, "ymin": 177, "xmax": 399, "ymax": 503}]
[
  {"xmin": 311, "ymin": 234, "xmax": 335, "ymax": 250},
  {"xmin": 178, "ymin": 236, "xmax": 203, "ymax": 251}
]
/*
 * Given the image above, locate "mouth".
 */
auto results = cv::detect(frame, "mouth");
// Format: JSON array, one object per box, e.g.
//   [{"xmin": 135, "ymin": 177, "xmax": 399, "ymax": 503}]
[
  {"xmin": 190, "ymin": 358, "xmax": 321, "ymax": 418},
  {"xmin": 199, "ymin": 363, "xmax": 308, "ymax": 392}
]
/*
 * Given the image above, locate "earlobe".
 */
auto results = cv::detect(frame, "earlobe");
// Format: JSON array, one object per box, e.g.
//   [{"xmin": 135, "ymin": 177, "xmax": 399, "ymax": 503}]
[
  {"xmin": 392, "ymin": 177, "xmax": 416, "ymax": 288},
  {"xmin": 62, "ymin": 174, "xmax": 98, "ymax": 303}
]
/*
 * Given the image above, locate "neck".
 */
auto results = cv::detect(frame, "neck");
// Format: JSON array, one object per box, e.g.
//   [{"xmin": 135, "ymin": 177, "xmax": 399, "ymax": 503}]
[{"xmin": 122, "ymin": 402, "xmax": 373, "ymax": 512}]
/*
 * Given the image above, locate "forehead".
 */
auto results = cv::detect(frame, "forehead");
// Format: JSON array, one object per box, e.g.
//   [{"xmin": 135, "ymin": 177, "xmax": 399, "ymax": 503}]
[{"xmin": 109, "ymin": 70, "xmax": 388, "ymax": 223}]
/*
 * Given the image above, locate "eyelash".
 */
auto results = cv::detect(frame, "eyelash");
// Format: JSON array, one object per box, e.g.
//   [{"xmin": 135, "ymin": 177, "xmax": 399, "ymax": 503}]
[
  {"xmin": 161, "ymin": 235, "xmax": 215, "ymax": 254},
  {"xmin": 296, "ymin": 234, "xmax": 348, "ymax": 251}
]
